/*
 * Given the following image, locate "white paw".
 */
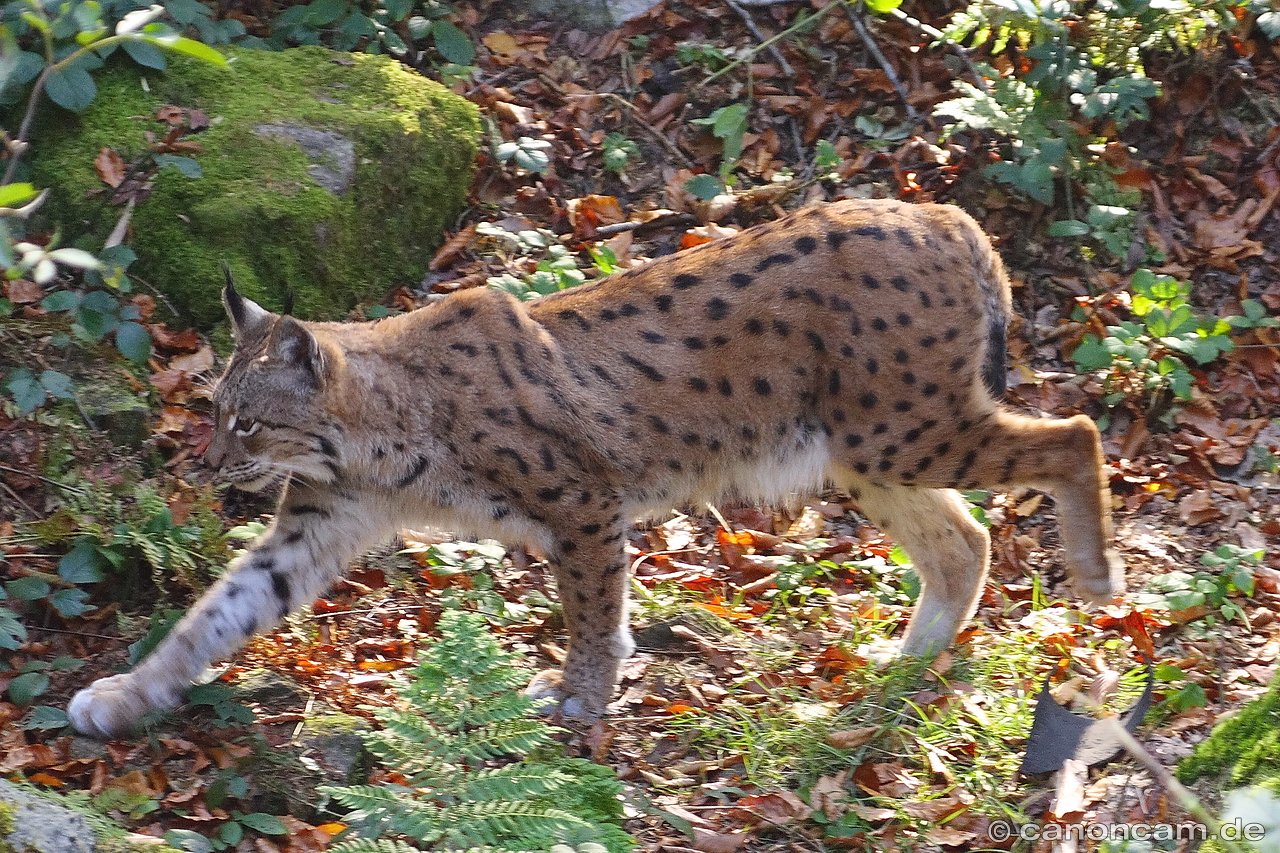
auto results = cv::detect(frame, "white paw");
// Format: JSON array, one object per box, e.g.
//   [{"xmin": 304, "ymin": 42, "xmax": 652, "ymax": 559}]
[
  {"xmin": 68, "ymin": 674, "xmax": 182, "ymax": 739},
  {"xmin": 525, "ymin": 669, "xmax": 604, "ymax": 720}
]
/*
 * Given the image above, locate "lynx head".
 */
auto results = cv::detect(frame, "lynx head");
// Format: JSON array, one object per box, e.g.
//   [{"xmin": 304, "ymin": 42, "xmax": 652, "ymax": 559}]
[{"xmin": 206, "ymin": 271, "xmax": 339, "ymax": 491}]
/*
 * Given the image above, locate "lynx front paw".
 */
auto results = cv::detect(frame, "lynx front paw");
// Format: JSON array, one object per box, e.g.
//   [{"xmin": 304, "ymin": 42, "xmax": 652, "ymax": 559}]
[
  {"xmin": 525, "ymin": 669, "xmax": 608, "ymax": 720},
  {"xmin": 68, "ymin": 674, "xmax": 183, "ymax": 740}
]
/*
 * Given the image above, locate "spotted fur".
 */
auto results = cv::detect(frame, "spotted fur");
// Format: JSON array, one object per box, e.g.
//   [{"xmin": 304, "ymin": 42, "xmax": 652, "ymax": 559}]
[{"xmin": 68, "ymin": 199, "xmax": 1124, "ymax": 738}]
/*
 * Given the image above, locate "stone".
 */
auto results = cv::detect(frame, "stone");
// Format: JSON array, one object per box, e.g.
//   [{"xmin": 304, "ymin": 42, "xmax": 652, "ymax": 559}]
[
  {"xmin": 32, "ymin": 46, "xmax": 480, "ymax": 329},
  {"xmin": 490, "ymin": 0, "xmax": 661, "ymax": 32},
  {"xmin": 0, "ymin": 779, "xmax": 98, "ymax": 853}
]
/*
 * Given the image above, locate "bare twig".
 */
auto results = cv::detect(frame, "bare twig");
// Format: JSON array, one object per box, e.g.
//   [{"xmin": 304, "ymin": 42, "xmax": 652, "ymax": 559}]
[
  {"xmin": 703, "ymin": 0, "xmax": 846, "ymax": 86},
  {"xmin": 886, "ymin": 6, "xmax": 990, "ymax": 94},
  {"xmin": 0, "ymin": 463, "xmax": 89, "ymax": 495},
  {"xmin": 724, "ymin": 0, "xmax": 794, "ymax": 78},
  {"xmin": 1, "ymin": 480, "xmax": 37, "ymax": 517},
  {"xmin": 845, "ymin": 4, "xmax": 920, "ymax": 124},
  {"xmin": 595, "ymin": 92, "xmax": 697, "ymax": 169}
]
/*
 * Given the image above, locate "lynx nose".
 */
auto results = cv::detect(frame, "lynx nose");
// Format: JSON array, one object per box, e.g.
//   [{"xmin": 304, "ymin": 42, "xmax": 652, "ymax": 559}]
[{"xmin": 204, "ymin": 431, "xmax": 228, "ymax": 471}]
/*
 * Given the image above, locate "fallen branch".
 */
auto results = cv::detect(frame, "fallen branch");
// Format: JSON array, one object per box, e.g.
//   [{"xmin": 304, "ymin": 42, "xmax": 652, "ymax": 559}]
[{"xmin": 845, "ymin": 4, "xmax": 920, "ymax": 124}]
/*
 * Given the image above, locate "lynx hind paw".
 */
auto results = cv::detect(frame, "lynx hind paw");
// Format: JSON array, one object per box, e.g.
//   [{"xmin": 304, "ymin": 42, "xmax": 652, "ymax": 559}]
[
  {"xmin": 68, "ymin": 674, "xmax": 180, "ymax": 740},
  {"xmin": 525, "ymin": 669, "xmax": 605, "ymax": 720},
  {"xmin": 1071, "ymin": 552, "xmax": 1126, "ymax": 605}
]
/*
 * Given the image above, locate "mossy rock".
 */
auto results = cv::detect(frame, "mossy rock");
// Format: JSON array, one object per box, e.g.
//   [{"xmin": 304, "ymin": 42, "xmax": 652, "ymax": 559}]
[
  {"xmin": 1178, "ymin": 671, "xmax": 1280, "ymax": 789},
  {"xmin": 30, "ymin": 45, "xmax": 479, "ymax": 328}
]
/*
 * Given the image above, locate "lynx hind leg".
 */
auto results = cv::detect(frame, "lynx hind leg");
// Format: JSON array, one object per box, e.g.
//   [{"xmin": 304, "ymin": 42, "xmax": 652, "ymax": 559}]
[
  {"xmin": 841, "ymin": 478, "xmax": 991, "ymax": 658},
  {"xmin": 959, "ymin": 412, "xmax": 1124, "ymax": 605},
  {"xmin": 526, "ymin": 520, "xmax": 635, "ymax": 719}
]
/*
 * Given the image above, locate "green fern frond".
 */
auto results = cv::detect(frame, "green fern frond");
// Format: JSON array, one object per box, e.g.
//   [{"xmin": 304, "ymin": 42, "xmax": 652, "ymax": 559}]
[
  {"xmin": 434, "ymin": 800, "xmax": 589, "ymax": 848},
  {"xmin": 458, "ymin": 764, "xmax": 576, "ymax": 802},
  {"xmin": 324, "ymin": 607, "xmax": 633, "ymax": 852},
  {"xmin": 328, "ymin": 840, "xmax": 423, "ymax": 853}
]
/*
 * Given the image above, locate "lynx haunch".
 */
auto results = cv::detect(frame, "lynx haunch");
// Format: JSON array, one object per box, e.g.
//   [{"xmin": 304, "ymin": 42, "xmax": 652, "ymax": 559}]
[{"xmin": 69, "ymin": 199, "xmax": 1124, "ymax": 738}]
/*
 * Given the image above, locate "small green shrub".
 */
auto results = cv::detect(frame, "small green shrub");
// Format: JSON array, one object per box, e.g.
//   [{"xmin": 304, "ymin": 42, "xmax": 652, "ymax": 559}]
[
  {"xmin": 936, "ymin": 1, "xmax": 1245, "ymax": 257},
  {"xmin": 1136, "ymin": 545, "xmax": 1263, "ymax": 625},
  {"xmin": 323, "ymin": 606, "xmax": 632, "ymax": 852},
  {"xmin": 1071, "ymin": 269, "xmax": 1275, "ymax": 427}
]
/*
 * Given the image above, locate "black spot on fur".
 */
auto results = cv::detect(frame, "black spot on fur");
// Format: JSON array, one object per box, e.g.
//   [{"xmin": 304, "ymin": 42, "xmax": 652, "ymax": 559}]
[
  {"xmin": 397, "ymin": 455, "xmax": 430, "ymax": 488},
  {"xmin": 537, "ymin": 486, "xmax": 564, "ymax": 502},
  {"xmin": 600, "ymin": 308, "xmax": 618, "ymax": 321},
  {"xmin": 622, "ymin": 354, "xmax": 666, "ymax": 382},
  {"xmin": 918, "ymin": 291, "xmax": 932, "ymax": 308},
  {"xmin": 865, "ymin": 358, "xmax": 879, "ymax": 375},
  {"xmin": 495, "ymin": 447, "xmax": 530, "ymax": 475},
  {"xmin": 674, "ymin": 273, "xmax": 701, "ymax": 289},
  {"xmin": 897, "ymin": 313, "xmax": 912, "ymax": 327},
  {"xmin": 854, "ymin": 225, "xmax": 887, "ymax": 240},
  {"xmin": 846, "ymin": 434, "xmax": 863, "ymax": 448},
  {"xmin": 827, "ymin": 231, "xmax": 848, "ymax": 250},
  {"xmin": 647, "ymin": 414, "xmax": 671, "ymax": 433},
  {"xmin": 641, "ymin": 330, "xmax": 666, "ymax": 343},
  {"xmin": 557, "ymin": 310, "xmax": 591, "ymax": 331},
  {"xmin": 830, "ymin": 295, "xmax": 852, "ymax": 312},
  {"xmin": 717, "ymin": 377, "xmax": 733, "ymax": 396},
  {"xmin": 753, "ymin": 377, "xmax": 772, "ymax": 396},
  {"xmin": 730, "ymin": 272, "xmax": 754, "ymax": 288},
  {"xmin": 773, "ymin": 319, "xmax": 792, "ymax": 337},
  {"xmin": 871, "ymin": 317, "xmax": 888, "ymax": 332},
  {"xmin": 655, "ymin": 294, "xmax": 673, "ymax": 312},
  {"xmin": 706, "ymin": 298, "xmax": 730, "ymax": 320},
  {"xmin": 828, "ymin": 370, "xmax": 841, "ymax": 395},
  {"xmin": 755, "ymin": 253, "xmax": 794, "ymax": 272},
  {"xmin": 619, "ymin": 303, "xmax": 641, "ymax": 316},
  {"xmin": 684, "ymin": 336, "xmax": 706, "ymax": 349},
  {"xmin": 580, "ymin": 523, "xmax": 602, "ymax": 535},
  {"xmin": 891, "ymin": 275, "xmax": 911, "ymax": 292},
  {"xmin": 745, "ymin": 318, "xmax": 765, "ymax": 335},
  {"xmin": 688, "ymin": 377, "xmax": 709, "ymax": 392},
  {"xmin": 922, "ymin": 383, "xmax": 938, "ymax": 397},
  {"xmin": 859, "ymin": 392, "xmax": 878, "ymax": 409},
  {"xmin": 862, "ymin": 273, "xmax": 881, "ymax": 289},
  {"xmin": 795, "ymin": 236, "xmax": 818, "ymax": 254},
  {"xmin": 894, "ymin": 400, "xmax": 913, "ymax": 412},
  {"xmin": 920, "ymin": 335, "xmax": 938, "ymax": 348}
]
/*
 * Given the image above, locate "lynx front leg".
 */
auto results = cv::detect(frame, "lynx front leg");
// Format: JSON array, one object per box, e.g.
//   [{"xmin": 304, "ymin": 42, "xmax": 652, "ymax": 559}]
[
  {"xmin": 69, "ymin": 483, "xmax": 396, "ymax": 739},
  {"xmin": 526, "ymin": 520, "xmax": 634, "ymax": 719}
]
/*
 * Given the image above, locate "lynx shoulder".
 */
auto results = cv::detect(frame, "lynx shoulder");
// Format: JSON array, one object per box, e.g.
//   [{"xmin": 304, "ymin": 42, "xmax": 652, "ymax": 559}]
[{"xmin": 68, "ymin": 199, "xmax": 1124, "ymax": 738}]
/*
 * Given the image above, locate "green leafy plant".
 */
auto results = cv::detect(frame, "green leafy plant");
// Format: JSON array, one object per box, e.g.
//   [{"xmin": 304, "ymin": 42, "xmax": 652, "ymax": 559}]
[
  {"xmin": 1136, "ymin": 545, "xmax": 1263, "ymax": 625},
  {"xmin": 484, "ymin": 231, "xmax": 615, "ymax": 303},
  {"xmin": 0, "ymin": 0, "xmax": 226, "ymax": 416},
  {"xmin": 687, "ymin": 102, "xmax": 748, "ymax": 193},
  {"xmin": 1070, "ymin": 270, "xmax": 1273, "ymax": 427},
  {"xmin": 165, "ymin": 809, "xmax": 288, "ymax": 852},
  {"xmin": 601, "ymin": 132, "xmax": 639, "ymax": 175},
  {"xmin": 936, "ymin": 1, "xmax": 1241, "ymax": 256},
  {"xmin": 323, "ymin": 606, "xmax": 632, "ymax": 852},
  {"xmin": 265, "ymin": 0, "xmax": 476, "ymax": 82},
  {"xmin": 495, "ymin": 136, "xmax": 553, "ymax": 175}
]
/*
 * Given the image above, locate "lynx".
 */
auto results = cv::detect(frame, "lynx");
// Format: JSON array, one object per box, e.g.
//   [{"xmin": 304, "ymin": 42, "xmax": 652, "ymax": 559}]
[{"xmin": 69, "ymin": 199, "xmax": 1124, "ymax": 738}]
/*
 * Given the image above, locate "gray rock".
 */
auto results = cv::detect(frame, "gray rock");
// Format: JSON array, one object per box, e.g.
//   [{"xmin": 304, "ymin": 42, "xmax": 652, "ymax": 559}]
[
  {"xmin": 0, "ymin": 779, "xmax": 97, "ymax": 853},
  {"xmin": 493, "ymin": 0, "xmax": 661, "ymax": 32},
  {"xmin": 252, "ymin": 124, "xmax": 356, "ymax": 194}
]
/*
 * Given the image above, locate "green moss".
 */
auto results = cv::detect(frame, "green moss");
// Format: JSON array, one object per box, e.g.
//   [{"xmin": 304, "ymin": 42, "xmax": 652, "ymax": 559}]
[
  {"xmin": 1177, "ymin": 671, "xmax": 1280, "ymax": 788},
  {"xmin": 0, "ymin": 798, "xmax": 13, "ymax": 853},
  {"xmin": 30, "ymin": 46, "xmax": 479, "ymax": 328}
]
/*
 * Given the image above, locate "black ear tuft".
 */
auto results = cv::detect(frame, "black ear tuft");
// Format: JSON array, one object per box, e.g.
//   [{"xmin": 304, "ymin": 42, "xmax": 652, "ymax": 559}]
[{"xmin": 221, "ymin": 262, "xmax": 271, "ymax": 336}]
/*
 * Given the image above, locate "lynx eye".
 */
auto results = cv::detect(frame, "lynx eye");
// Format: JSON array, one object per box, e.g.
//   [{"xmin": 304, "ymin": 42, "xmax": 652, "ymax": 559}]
[{"xmin": 234, "ymin": 420, "xmax": 261, "ymax": 438}]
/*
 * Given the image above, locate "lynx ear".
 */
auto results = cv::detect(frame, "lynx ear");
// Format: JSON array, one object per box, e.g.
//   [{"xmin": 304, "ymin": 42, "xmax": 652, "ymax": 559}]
[
  {"xmin": 221, "ymin": 264, "xmax": 271, "ymax": 337},
  {"xmin": 267, "ymin": 315, "xmax": 326, "ymax": 387}
]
